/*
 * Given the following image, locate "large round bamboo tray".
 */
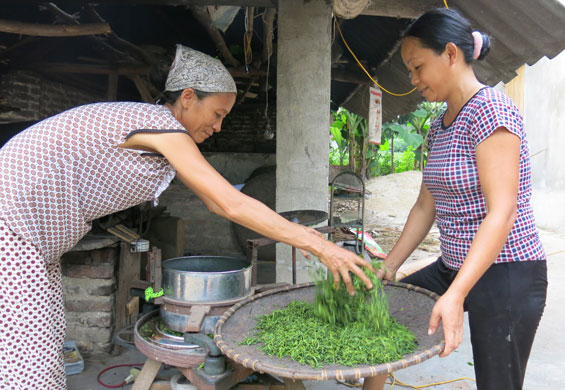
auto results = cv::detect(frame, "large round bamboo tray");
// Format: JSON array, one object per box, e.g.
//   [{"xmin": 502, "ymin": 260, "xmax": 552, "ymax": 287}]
[{"xmin": 214, "ymin": 281, "xmax": 444, "ymax": 381}]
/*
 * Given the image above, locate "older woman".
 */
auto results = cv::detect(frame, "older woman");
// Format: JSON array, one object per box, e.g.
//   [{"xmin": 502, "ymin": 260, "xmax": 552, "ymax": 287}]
[{"xmin": 0, "ymin": 45, "xmax": 373, "ymax": 390}]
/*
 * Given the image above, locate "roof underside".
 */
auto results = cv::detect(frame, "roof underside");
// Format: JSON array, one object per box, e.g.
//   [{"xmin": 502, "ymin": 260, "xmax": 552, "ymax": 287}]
[
  {"xmin": 1, "ymin": 0, "xmax": 564, "ymax": 125},
  {"xmin": 338, "ymin": 0, "xmax": 565, "ymax": 122}
]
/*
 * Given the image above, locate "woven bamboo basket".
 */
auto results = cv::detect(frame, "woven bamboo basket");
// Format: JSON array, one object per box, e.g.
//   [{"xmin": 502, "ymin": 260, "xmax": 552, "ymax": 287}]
[{"xmin": 214, "ymin": 281, "xmax": 444, "ymax": 381}]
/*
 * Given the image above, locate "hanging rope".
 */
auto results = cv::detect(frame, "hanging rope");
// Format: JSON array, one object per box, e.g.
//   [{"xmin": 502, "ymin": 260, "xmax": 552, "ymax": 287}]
[
  {"xmin": 244, "ymin": 7, "xmax": 254, "ymax": 70},
  {"xmin": 334, "ymin": 16, "xmax": 416, "ymax": 97},
  {"xmin": 333, "ymin": 0, "xmax": 449, "ymax": 97}
]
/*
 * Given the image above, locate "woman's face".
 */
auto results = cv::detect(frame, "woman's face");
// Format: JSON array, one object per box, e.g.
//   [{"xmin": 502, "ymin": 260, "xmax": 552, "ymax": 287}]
[
  {"xmin": 179, "ymin": 90, "xmax": 236, "ymax": 143},
  {"xmin": 401, "ymin": 37, "xmax": 452, "ymax": 102}
]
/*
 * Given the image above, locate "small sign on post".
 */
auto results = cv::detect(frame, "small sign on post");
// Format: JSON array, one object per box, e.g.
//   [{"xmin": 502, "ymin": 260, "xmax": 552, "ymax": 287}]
[{"xmin": 368, "ymin": 86, "xmax": 382, "ymax": 145}]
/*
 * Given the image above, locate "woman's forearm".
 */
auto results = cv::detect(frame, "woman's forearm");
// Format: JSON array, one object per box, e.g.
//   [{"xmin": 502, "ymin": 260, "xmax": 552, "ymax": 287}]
[{"xmin": 385, "ymin": 183, "xmax": 436, "ymax": 271}]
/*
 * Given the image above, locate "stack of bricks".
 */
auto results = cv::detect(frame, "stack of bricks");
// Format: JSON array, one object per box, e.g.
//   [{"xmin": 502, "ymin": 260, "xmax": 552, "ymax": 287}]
[
  {"xmin": 199, "ymin": 108, "xmax": 276, "ymax": 153},
  {"xmin": 0, "ymin": 70, "xmax": 102, "ymax": 124},
  {"xmin": 61, "ymin": 245, "xmax": 118, "ymax": 358}
]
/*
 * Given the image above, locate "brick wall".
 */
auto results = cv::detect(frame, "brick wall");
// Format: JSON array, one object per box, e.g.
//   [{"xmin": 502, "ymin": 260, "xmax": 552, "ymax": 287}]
[
  {"xmin": 199, "ymin": 107, "xmax": 276, "ymax": 153},
  {"xmin": 0, "ymin": 70, "xmax": 103, "ymax": 124},
  {"xmin": 0, "ymin": 71, "xmax": 274, "ymax": 154},
  {"xmin": 61, "ymin": 246, "xmax": 118, "ymax": 357}
]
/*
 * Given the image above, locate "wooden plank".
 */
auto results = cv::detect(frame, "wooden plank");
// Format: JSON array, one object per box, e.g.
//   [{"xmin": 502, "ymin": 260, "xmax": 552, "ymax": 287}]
[
  {"xmin": 126, "ymin": 296, "xmax": 140, "ymax": 317},
  {"xmin": 361, "ymin": 0, "xmax": 444, "ymax": 19},
  {"xmin": 114, "ymin": 242, "xmax": 141, "ymax": 335},
  {"xmin": 184, "ymin": 305, "xmax": 211, "ymax": 332},
  {"xmin": 504, "ymin": 64, "xmax": 525, "ymax": 115},
  {"xmin": 132, "ymin": 359, "xmax": 162, "ymax": 390},
  {"xmin": 148, "ymin": 382, "xmax": 171, "ymax": 390},
  {"xmin": 0, "ymin": 18, "xmax": 111, "ymax": 36}
]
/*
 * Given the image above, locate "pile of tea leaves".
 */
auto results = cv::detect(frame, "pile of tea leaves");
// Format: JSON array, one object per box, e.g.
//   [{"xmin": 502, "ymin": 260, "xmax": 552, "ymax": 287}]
[{"xmin": 241, "ymin": 263, "xmax": 417, "ymax": 368}]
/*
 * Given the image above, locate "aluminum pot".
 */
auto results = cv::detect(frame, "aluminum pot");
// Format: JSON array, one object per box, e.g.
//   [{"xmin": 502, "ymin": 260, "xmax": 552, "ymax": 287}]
[{"xmin": 162, "ymin": 256, "xmax": 252, "ymax": 303}]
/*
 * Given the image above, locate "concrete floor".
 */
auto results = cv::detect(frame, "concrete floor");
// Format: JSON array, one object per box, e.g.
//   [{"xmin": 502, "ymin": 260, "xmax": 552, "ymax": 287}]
[{"xmin": 67, "ymin": 227, "xmax": 565, "ymax": 390}]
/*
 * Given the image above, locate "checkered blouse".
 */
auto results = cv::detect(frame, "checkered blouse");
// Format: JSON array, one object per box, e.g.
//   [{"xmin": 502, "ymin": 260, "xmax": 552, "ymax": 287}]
[{"xmin": 423, "ymin": 87, "xmax": 545, "ymax": 269}]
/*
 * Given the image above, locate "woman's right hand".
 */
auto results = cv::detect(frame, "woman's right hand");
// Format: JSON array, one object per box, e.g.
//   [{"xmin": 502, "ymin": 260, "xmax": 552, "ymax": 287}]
[{"xmin": 375, "ymin": 261, "xmax": 399, "ymax": 281}]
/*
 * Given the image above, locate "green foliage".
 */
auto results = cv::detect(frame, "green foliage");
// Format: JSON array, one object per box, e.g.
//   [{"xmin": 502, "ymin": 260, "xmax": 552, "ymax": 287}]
[
  {"xmin": 329, "ymin": 107, "xmax": 377, "ymax": 179},
  {"xmin": 329, "ymin": 102, "xmax": 445, "ymax": 178},
  {"xmin": 329, "ymin": 111, "xmax": 349, "ymax": 166}
]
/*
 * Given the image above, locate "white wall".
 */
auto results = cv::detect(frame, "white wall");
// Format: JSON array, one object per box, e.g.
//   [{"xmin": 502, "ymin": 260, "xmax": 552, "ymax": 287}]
[{"xmin": 523, "ymin": 50, "xmax": 565, "ymax": 231}]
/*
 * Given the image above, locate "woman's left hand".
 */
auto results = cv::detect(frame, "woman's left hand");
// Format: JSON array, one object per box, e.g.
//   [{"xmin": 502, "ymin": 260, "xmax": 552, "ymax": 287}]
[{"xmin": 428, "ymin": 290, "xmax": 465, "ymax": 357}]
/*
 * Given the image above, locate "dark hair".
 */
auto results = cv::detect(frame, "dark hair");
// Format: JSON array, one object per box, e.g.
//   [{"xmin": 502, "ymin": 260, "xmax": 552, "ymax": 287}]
[
  {"xmin": 403, "ymin": 8, "xmax": 491, "ymax": 63},
  {"xmin": 156, "ymin": 89, "xmax": 216, "ymax": 105}
]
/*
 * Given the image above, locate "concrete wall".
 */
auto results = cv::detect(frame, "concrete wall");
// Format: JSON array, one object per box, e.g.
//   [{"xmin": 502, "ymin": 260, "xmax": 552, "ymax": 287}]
[
  {"xmin": 523, "ymin": 50, "xmax": 565, "ymax": 231},
  {"xmin": 275, "ymin": 0, "xmax": 332, "ymax": 283},
  {"xmin": 158, "ymin": 152, "xmax": 275, "ymax": 258}
]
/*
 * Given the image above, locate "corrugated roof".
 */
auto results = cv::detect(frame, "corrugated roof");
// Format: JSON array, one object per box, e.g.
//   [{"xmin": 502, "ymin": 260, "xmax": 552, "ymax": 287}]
[{"xmin": 339, "ymin": 0, "xmax": 565, "ymax": 122}]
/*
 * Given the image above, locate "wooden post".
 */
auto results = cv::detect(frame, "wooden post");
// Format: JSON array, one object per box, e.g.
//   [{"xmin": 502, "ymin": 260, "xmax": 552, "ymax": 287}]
[
  {"xmin": 114, "ymin": 242, "xmax": 141, "ymax": 336},
  {"xmin": 504, "ymin": 65, "xmax": 525, "ymax": 115},
  {"xmin": 107, "ymin": 72, "xmax": 118, "ymax": 101}
]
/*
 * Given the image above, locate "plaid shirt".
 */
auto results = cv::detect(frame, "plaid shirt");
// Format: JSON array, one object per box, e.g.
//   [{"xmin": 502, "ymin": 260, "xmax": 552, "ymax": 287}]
[{"xmin": 423, "ymin": 87, "xmax": 545, "ymax": 269}]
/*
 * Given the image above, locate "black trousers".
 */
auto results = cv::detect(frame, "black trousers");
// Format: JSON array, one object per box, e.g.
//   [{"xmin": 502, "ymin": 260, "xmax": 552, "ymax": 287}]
[{"xmin": 401, "ymin": 258, "xmax": 547, "ymax": 390}]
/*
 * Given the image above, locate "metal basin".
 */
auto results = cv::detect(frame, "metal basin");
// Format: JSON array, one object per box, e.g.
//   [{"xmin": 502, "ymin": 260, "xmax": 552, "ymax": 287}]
[{"xmin": 162, "ymin": 256, "xmax": 252, "ymax": 303}]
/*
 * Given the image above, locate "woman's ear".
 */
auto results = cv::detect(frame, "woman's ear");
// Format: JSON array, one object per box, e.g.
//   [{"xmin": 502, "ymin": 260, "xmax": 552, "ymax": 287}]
[
  {"xmin": 180, "ymin": 88, "xmax": 197, "ymax": 109},
  {"xmin": 445, "ymin": 42, "xmax": 458, "ymax": 65}
]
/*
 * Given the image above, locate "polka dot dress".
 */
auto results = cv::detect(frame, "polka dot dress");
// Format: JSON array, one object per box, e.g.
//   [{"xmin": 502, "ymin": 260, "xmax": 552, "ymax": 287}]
[
  {"xmin": 0, "ymin": 102, "xmax": 186, "ymax": 389},
  {"xmin": 0, "ymin": 219, "xmax": 66, "ymax": 389}
]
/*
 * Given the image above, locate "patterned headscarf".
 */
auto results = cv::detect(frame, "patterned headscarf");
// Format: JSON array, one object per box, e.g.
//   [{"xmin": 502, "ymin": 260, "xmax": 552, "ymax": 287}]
[{"xmin": 164, "ymin": 44, "xmax": 237, "ymax": 94}]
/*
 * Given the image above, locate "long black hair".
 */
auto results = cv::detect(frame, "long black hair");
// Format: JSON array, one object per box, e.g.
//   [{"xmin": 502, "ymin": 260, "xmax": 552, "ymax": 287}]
[{"xmin": 404, "ymin": 8, "xmax": 492, "ymax": 63}]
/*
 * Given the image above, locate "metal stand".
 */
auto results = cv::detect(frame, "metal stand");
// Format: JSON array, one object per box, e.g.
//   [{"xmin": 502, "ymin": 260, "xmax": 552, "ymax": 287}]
[
  {"xmin": 246, "ymin": 226, "xmax": 335, "ymax": 286},
  {"xmin": 329, "ymin": 171, "xmax": 365, "ymax": 255}
]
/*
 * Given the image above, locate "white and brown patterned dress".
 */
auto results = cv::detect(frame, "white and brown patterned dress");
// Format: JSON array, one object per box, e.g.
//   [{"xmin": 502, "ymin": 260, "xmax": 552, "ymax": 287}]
[{"xmin": 0, "ymin": 102, "xmax": 186, "ymax": 389}]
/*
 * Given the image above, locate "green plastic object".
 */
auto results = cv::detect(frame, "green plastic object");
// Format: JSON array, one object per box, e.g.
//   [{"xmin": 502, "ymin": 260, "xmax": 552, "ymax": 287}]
[{"xmin": 144, "ymin": 286, "xmax": 164, "ymax": 302}]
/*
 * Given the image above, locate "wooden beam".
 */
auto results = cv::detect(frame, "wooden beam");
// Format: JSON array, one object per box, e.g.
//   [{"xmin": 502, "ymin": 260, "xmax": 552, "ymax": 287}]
[
  {"xmin": 0, "ymin": 18, "xmax": 111, "ymax": 37},
  {"xmin": 107, "ymin": 72, "xmax": 119, "ymax": 101},
  {"xmin": 22, "ymin": 62, "xmax": 271, "ymax": 80},
  {"xmin": 48, "ymin": 0, "xmax": 276, "ymax": 7},
  {"xmin": 332, "ymin": 69, "xmax": 372, "ymax": 84},
  {"xmin": 361, "ymin": 0, "xmax": 444, "ymax": 19},
  {"xmin": 130, "ymin": 75, "xmax": 155, "ymax": 103},
  {"xmin": 23, "ymin": 62, "xmax": 149, "ymax": 75},
  {"xmin": 189, "ymin": 5, "xmax": 240, "ymax": 67}
]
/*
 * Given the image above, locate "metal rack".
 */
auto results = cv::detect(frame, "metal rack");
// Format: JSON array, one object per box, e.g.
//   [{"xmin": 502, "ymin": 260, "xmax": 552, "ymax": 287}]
[{"xmin": 329, "ymin": 171, "xmax": 365, "ymax": 255}]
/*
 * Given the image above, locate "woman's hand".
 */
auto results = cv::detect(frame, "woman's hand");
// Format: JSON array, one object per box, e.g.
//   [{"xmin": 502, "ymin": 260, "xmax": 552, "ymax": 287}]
[
  {"xmin": 314, "ymin": 239, "xmax": 375, "ymax": 295},
  {"xmin": 428, "ymin": 290, "xmax": 465, "ymax": 357},
  {"xmin": 297, "ymin": 226, "xmax": 326, "ymax": 260},
  {"xmin": 375, "ymin": 261, "xmax": 398, "ymax": 281}
]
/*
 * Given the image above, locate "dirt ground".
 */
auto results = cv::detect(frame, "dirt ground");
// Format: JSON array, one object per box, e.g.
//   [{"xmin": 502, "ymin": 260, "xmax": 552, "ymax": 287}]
[
  {"xmin": 68, "ymin": 170, "xmax": 565, "ymax": 389},
  {"xmin": 333, "ymin": 170, "xmax": 440, "ymax": 277}
]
